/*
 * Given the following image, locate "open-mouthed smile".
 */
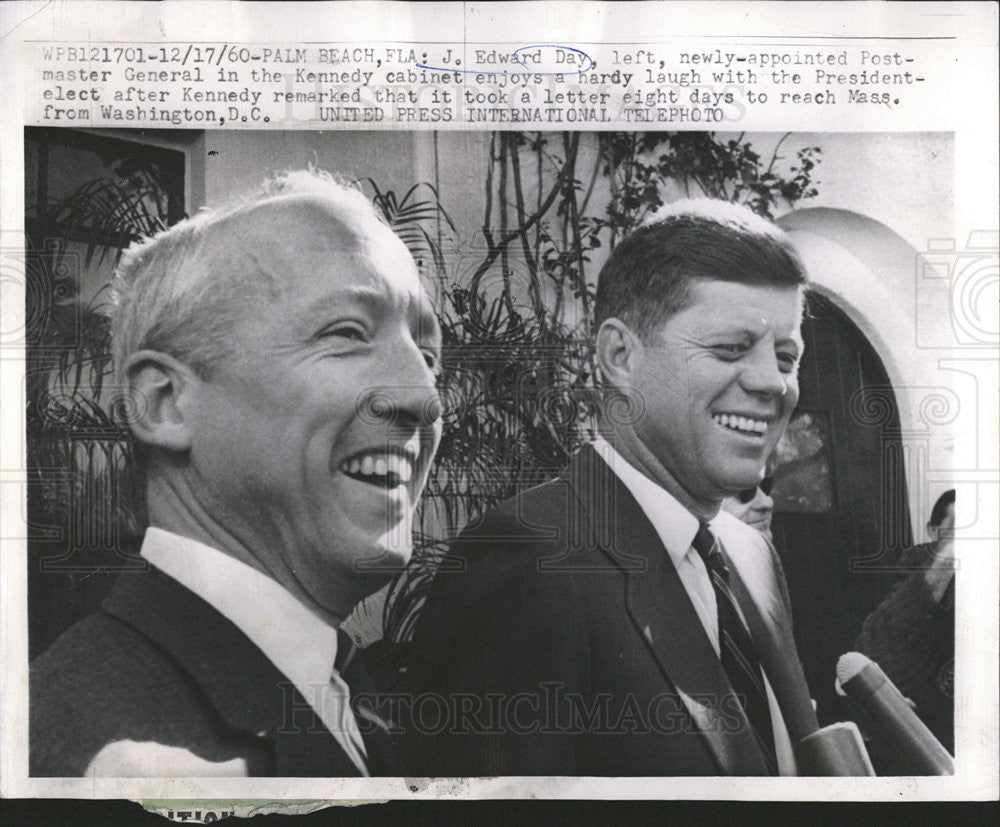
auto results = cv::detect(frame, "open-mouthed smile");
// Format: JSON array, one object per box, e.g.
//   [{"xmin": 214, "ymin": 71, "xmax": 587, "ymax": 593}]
[
  {"xmin": 339, "ymin": 449, "xmax": 416, "ymax": 489},
  {"xmin": 712, "ymin": 412, "xmax": 771, "ymax": 438}
]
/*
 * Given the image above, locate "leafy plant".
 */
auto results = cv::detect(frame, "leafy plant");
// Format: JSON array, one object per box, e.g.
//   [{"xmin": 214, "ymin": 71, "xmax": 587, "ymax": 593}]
[{"xmin": 26, "ymin": 160, "xmax": 175, "ymax": 594}]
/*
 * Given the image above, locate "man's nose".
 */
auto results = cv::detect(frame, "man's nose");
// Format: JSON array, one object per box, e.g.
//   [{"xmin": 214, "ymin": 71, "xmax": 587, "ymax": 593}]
[
  {"xmin": 740, "ymin": 347, "xmax": 788, "ymax": 397},
  {"xmin": 358, "ymin": 349, "xmax": 441, "ymax": 430},
  {"xmin": 357, "ymin": 385, "xmax": 441, "ymax": 433}
]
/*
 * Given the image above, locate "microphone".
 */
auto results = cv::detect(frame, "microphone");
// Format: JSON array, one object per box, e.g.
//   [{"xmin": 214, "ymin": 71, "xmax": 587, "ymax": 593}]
[
  {"xmin": 797, "ymin": 721, "xmax": 875, "ymax": 776},
  {"xmin": 836, "ymin": 652, "xmax": 954, "ymax": 775}
]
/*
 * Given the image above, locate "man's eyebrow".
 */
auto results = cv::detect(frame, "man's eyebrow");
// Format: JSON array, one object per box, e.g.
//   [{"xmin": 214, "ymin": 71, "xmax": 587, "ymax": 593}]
[
  {"xmin": 701, "ymin": 323, "xmax": 758, "ymax": 338},
  {"xmin": 701, "ymin": 323, "xmax": 802, "ymax": 350},
  {"xmin": 309, "ymin": 286, "xmax": 391, "ymax": 318}
]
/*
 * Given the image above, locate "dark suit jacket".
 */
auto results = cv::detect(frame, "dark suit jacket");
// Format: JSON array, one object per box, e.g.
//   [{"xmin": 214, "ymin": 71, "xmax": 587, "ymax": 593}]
[
  {"xmin": 30, "ymin": 565, "xmax": 393, "ymax": 777},
  {"xmin": 401, "ymin": 445, "xmax": 819, "ymax": 775}
]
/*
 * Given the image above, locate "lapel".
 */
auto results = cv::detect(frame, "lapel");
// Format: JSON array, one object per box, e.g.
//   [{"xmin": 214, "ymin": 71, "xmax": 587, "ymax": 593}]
[
  {"xmin": 564, "ymin": 445, "xmax": 770, "ymax": 775},
  {"xmin": 721, "ymin": 543, "xmax": 820, "ymax": 748},
  {"xmin": 102, "ymin": 565, "xmax": 364, "ymax": 776}
]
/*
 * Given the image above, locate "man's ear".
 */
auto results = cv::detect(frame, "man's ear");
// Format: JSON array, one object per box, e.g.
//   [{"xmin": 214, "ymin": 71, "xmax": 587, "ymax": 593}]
[
  {"xmin": 596, "ymin": 317, "xmax": 642, "ymax": 389},
  {"xmin": 123, "ymin": 350, "xmax": 199, "ymax": 453}
]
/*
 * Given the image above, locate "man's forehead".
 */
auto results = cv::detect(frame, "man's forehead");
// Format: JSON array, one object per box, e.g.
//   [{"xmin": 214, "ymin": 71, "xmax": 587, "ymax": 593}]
[
  {"xmin": 206, "ymin": 196, "xmax": 413, "ymax": 280},
  {"xmin": 686, "ymin": 277, "xmax": 804, "ymax": 301},
  {"xmin": 683, "ymin": 280, "xmax": 804, "ymax": 325},
  {"xmin": 304, "ymin": 280, "xmax": 437, "ymax": 321},
  {"xmin": 219, "ymin": 194, "xmax": 379, "ymax": 251}
]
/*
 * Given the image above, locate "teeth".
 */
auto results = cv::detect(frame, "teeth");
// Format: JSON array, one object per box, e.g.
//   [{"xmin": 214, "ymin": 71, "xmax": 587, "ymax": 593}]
[
  {"xmin": 341, "ymin": 451, "xmax": 416, "ymax": 484},
  {"xmin": 385, "ymin": 454, "xmax": 414, "ymax": 482},
  {"xmin": 713, "ymin": 413, "xmax": 769, "ymax": 434}
]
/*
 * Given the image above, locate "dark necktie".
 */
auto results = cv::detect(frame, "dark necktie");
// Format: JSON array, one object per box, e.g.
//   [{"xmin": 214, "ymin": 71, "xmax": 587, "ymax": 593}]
[
  {"xmin": 692, "ymin": 523, "xmax": 779, "ymax": 775},
  {"xmin": 334, "ymin": 629, "xmax": 397, "ymax": 775}
]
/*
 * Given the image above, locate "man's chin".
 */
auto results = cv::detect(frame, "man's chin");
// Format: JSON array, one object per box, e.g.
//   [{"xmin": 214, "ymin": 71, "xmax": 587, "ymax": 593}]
[
  {"xmin": 350, "ymin": 542, "xmax": 412, "ymax": 579},
  {"xmin": 718, "ymin": 469, "xmax": 766, "ymax": 497},
  {"xmin": 714, "ymin": 482, "xmax": 762, "ymax": 504}
]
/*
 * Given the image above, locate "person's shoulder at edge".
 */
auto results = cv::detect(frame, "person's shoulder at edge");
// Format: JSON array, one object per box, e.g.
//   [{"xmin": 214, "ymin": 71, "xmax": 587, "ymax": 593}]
[
  {"xmin": 445, "ymin": 473, "xmax": 578, "ymax": 555},
  {"xmin": 406, "ymin": 470, "xmax": 586, "ymax": 645},
  {"xmin": 398, "ymin": 472, "xmax": 593, "ymax": 776},
  {"xmin": 29, "ymin": 607, "xmax": 204, "ymax": 776}
]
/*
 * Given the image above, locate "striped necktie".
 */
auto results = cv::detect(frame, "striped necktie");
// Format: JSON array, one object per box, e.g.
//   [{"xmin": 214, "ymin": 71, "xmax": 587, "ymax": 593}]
[{"xmin": 692, "ymin": 523, "xmax": 778, "ymax": 775}]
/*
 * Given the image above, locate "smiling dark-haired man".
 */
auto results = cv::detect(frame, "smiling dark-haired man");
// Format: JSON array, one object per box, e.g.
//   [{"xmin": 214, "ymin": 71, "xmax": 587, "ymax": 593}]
[
  {"xmin": 30, "ymin": 170, "xmax": 442, "ymax": 777},
  {"xmin": 402, "ymin": 199, "xmax": 820, "ymax": 776}
]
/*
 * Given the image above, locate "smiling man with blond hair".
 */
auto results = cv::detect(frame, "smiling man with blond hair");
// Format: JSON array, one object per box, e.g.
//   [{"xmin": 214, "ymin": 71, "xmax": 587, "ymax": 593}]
[{"xmin": 30, "ymin": 170, "xmax": 442, "ymax": 778}]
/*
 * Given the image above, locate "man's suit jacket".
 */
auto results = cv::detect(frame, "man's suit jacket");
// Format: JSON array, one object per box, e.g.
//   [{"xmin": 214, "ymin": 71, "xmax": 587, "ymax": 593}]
[
  {"xmin": 30, "ymin": 565, "xmax": 393, "ymax": 777},
  {"xmin": 401, "ymin": 444, "xmax": 819, "ymax": 776}
]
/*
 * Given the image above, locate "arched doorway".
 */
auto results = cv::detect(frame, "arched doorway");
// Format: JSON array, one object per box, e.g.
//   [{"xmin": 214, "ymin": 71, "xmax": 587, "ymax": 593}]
[{"xmin": 771, "ymin": 291, "xmax": 912, "ymax": 724}]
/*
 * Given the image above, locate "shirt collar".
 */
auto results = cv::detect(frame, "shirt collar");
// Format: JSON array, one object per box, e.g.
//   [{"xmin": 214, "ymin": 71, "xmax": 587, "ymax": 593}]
[
  {"xmin": 591, "ymin": 436, "xmax": 713, "ymax": 566},
  {"xmin": 140, "ymin": 527, "xmax": 340, "ymax": 702}
]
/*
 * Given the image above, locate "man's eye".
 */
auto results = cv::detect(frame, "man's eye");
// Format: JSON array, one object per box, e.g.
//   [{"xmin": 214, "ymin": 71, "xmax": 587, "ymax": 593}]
[
  {"xmin": 320, "ymin": 325, "xmax": 367, "ymax": 342},
  {"xmin": 422, "ymin": 350, "xmax": 439, "ymax": 372},
  {"xmin": 713, "ymin": 343, "xmax": 746, "ymax": 357},
  {"xmin": 777, "ymin": 352, "xmax": 799, "ymax": 373}
]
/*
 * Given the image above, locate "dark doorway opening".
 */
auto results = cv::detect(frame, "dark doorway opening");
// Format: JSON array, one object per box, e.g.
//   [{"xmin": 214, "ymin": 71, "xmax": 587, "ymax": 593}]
[{"xmin": 771, "ymin": 291, "xmax": 913, "ymax": 725}]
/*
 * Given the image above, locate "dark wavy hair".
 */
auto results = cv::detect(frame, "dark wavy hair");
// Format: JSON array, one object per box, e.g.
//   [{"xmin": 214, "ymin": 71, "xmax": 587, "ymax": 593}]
[{"xmin": 594, "ymin": 198, "xmax": 807, "ymax": 343}]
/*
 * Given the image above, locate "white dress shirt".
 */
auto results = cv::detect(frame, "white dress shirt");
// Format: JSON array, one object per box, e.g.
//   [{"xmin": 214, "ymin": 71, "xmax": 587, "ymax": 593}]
[
  {"xmin": 141, "ymin": 527, "xmax": 369, "ymax": 775},
  {"xmin": 591, "ymin": 438, "xmax": 798, "ymax": 775}
]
